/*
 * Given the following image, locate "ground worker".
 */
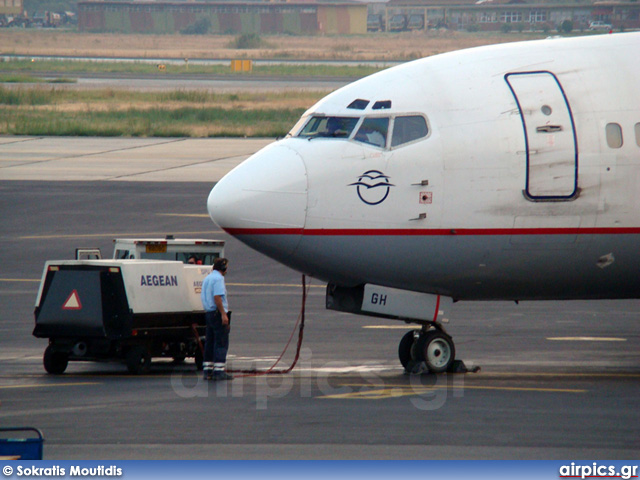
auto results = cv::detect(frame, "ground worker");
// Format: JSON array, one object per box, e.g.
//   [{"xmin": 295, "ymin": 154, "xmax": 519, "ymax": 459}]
[{"xmin": 200, "ymin": 257, "xmax": 233, "ymax": 381}]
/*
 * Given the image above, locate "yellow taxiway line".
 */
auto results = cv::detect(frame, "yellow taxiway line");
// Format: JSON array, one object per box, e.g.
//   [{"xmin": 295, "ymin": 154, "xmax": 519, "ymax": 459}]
[
  {"xmin": 0, "ymin": 278, "xmax": 40, "ymax": 283},
  {"xmin": 0, "ymin": 382, "xmax": 100, "ymax": 390},
  {"xmin": 229, "ymin": 282, "xmax": 323, "ymax": 288},
  {"xmin": 19, "ymin": 230, "xmax": 222, "ymax": 240},
  {"xmin": 363, "ymin": 325, "xmax": 421, "ymax": 330},
  {"xmin": 157, "ymin": 214, "xmax": 211, "ymax": 218},
  {"xmin": 547, "ymin": 337, "xmax": 626, "ymax": 342},
  {"xmin": 318, "ymin": 383, "xmax": 587, "ymax": 400}
]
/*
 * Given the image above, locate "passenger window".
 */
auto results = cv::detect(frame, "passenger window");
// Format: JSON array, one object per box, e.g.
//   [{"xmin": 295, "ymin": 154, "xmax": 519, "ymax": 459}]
[
  {"xmin": 354, "ymin": 117, "xmax": 389, "ymax": 148},
  {"xmin": 606, "ymin": 123, "xmax": 623, "ymax": 149},
  {"xmin": 391, "ymin": 116, "xmax": 428, "ymax": 147},
  {"xmin": 635, "ymin": 123, "xmax": 640, "ymax": 147},
  {"xmin": 297, "ymin": 116, "xmax": 359, "ymax": 139}
]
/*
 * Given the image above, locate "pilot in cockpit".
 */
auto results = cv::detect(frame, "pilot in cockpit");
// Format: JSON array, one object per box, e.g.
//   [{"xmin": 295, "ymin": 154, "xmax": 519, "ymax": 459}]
[{"xmin": 325, "ymin": 117, "xmax": 343, "ymax": 137}]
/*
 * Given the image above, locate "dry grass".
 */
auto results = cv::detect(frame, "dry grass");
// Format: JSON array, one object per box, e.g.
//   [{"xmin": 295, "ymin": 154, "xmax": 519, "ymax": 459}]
[
  {"xmin": 0, "ymin": 30, "xmax": 543, "ymax": 61},
  {"xmin": 0, "ymin": 86, "xmax": 322, "ymax": 113},
  {"xmin": 0, "ymin": 86, "xmax": 321, "ymax": 137},
  {"xmin": 20, "ymin": 93, "xmax": 320, "ymax": 113}
]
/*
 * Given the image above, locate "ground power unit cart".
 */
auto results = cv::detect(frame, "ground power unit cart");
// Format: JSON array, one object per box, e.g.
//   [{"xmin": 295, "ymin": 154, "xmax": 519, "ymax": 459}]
[{"xmin": 32, "ymin": 238, "xmax": 224, "ymax": 374}]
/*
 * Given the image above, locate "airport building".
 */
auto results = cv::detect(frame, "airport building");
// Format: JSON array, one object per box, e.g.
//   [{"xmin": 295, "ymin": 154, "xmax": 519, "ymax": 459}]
[
  {"xmin": 0, "ymin": 0, "xmax": 22, "ymax": 16},
  {"xmin": 77, "ymin": 0, "xmax": 367, "ymax": 34},
  {"xmin": 378, "ymin": 0, "xmax": 640, "ymax": 32},
  {"xmin": 75, "ymin": 0, "xmax": 639, "ymax": 34}
]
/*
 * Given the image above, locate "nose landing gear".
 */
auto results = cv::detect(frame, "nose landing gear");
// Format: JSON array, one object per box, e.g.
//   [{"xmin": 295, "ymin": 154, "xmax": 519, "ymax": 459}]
[{"xmin": 398, "ymin": 326, "xmax": 456, "ymax": 374}]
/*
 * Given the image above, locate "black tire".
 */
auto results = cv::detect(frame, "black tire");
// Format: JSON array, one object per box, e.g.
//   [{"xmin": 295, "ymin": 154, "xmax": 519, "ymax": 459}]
[
  {"xmin": 194, "ymin": 347, "xmax": 203, "ymax": 371},
  {"xmin": 398, "ymin": 330, "xmax": 418, "ymax": 370},
  {"xmin": 125, "ymin": 345, "xmax": 151, "ymax": 375},
  {"xmin": 43, "ymin": 345, "xmax": 68, "ymax": 375},
  {"xmin": 414, "ymin": 330, "xmax": 455, "ymax": 373}
]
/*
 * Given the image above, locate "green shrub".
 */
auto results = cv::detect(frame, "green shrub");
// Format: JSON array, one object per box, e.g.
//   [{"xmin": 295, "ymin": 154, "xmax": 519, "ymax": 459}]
[
  {"xmin": 234, "ymin": 34, "xmax": 263, "ymax": 49},
  {"xmin": 180, "ymin": 18, "xmax": 211, "ymax": 35},
  {"xmin": 559, "ymin": 19, "xmax": 573, "ymax": 33}
]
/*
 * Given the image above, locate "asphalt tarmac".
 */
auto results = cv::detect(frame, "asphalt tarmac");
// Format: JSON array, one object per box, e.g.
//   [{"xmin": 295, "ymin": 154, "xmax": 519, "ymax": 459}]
[
  {"xmin": 2, "ymin": 71, "xmax": 350, "ymax": 92},
  {"xmin": 0, "ymin": 136, "xmax": 638, "ymax": 460}
]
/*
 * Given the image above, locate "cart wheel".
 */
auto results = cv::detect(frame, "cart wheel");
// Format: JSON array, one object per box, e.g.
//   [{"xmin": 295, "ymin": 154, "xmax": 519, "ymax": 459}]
[
  {"xmin": 194, "ymin": 348, "xmax": 203, "ymax": 371},
  {"xmin": 125, "ymin": 346, "xmax": 151, "ymax": 374},
  {"xmin": 44, "ymin": 345, "xmax": 68, "ymax": 375},
  {"xmin": 172, "ymin": 355, "xmax": 186, "ymax": 364}
]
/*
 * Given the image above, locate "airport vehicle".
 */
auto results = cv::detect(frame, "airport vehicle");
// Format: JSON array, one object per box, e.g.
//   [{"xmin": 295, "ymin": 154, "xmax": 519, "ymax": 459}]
[
  {"xmin": 33, "ymin": 238, "xmax": 224, "ymax": 374},
  {"xmin": 112, "ymin": 237, "xmax": 224, "ymax": 264},
  {"xmin": 407, "ymin": 14, "xmax": 425, "ymax": 31},
  {"xmin": 206, "ymin": 33, "xmax": 640, "ymax": 373},
  {"xmin": 389, "ymin": 14, "xmax": 407, "ymax": 31},
  {"xmin": 589, "ymin": 20, "xmax": 612, "ymax": 30},
  {"xmin": 367, "ymin": 14, "xmax": 384, "ymax": 32}
]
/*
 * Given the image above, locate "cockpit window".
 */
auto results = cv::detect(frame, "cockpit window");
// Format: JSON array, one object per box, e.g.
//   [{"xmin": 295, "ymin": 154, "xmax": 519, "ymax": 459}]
[
  {"xmin": 391, "ymin": 115, "xmax": 428, "ymax": 147},
  {"xmin": 348, "ymin": 99, "xmax": 370, "ymax": 110},
  {"xmin": 297, "ymin": 116, "xmax": 359, "ymax": 139},
  {"xmin": 372, "ymin": 100, "xmax": 392, "ymax": 110},
  {"xmin": 354, "ymin": 117, "xmax": 389, "ymax": 148}
]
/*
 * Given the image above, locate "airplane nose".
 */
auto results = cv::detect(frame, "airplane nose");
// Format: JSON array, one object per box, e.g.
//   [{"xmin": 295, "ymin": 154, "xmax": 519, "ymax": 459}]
[{"xmin": 207, "ymin": 143, "xmax": 307, "ymax": 259}]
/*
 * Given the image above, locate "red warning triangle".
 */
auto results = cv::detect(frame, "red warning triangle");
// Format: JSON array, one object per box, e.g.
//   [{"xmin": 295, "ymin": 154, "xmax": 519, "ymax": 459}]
[{"xmin": 62, "ymin": 290, "xmax": 82, "ymax": 310}]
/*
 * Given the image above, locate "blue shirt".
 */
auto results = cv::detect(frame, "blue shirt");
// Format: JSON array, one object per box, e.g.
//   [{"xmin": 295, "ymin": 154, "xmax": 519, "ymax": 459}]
[{"xmin": 201, "ymin": 270, "xmax": 228, "ymax": 313}]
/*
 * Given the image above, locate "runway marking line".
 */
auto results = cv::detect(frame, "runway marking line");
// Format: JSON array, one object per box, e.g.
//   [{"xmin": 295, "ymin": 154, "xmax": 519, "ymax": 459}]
[
  {"xmin": 547, "ymin": 337, "xmax": 626, "ymax": 342},
  {"xmin": 363, "ymin": 325, "xmax": 420, "ymax": 330},
  {"xmin": 0, "ymin": 278, "xmax": 40, "ymax": 283},
  {"xmin": 229, "ymin": 282, "xmax": 324, "ymax": 288},
  {"xmin": 157, "ymin": 213, "xmax": 211, "ymax": 218},
  {"xmin": 479, "ymin": 372, "xmax": 640, "ymax": 378},
  {"xmin": 19, "ymin": 230, "xmax": 220, "ymax": 240},
  {"xmin": 0, "ymin": 382, "xmax": 100, "ymax": 390},
  {"xmin": 318, "ymin": 383, "xmax": 587, "ymax": 400}
]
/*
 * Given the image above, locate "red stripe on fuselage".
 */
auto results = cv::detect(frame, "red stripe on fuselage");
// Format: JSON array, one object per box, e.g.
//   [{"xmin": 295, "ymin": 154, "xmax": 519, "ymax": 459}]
[{"xmin": 223, "ymin": 227, "xmax": 640, "ymax": 236}]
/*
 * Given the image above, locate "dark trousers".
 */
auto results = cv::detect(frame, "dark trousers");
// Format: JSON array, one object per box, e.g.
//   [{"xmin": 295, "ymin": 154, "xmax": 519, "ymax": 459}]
[{"xmin": 203, "ymin": 310, "xmax": 230, "ymax": 368}]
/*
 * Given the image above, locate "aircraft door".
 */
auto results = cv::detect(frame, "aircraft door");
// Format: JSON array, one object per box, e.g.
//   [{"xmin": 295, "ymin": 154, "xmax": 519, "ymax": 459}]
[{"xmin": 505, "ymin": 71, "xmax": 578, "ymax": 201}]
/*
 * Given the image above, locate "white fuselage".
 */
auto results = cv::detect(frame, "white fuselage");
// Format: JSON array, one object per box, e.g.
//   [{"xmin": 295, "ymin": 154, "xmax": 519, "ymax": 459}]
[{"xmin": 208, "ymin": 33, "xmax": 640, "ymax": 301}]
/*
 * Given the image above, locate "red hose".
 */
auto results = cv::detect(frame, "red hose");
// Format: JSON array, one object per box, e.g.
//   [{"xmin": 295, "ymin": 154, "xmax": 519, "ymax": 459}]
[{"xmin": 193, "ymin": 275, "xmax": 308, "ymax": 377}]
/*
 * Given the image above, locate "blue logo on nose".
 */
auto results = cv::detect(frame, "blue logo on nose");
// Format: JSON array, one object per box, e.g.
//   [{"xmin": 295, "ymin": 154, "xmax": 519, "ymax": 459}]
[{"xmin": 349, "ymin": 170, "xmax": 395, "ymax": 205}]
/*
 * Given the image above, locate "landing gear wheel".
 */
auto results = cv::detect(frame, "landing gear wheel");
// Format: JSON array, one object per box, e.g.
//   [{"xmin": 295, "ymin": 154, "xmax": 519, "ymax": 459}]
[
  {"xmin": 398, "ymin": 330, "xmax": 418, "ymax": 370},
  {"xmin": 125, "ymin": 346, "xmax": 151, "ymax": 375},
  {"xmin": 44, "ymin": 345, "xmax": 69, "ymax": 375},
  {"xmin": 194, "ymin": 348, "xmax": 203, "ymax": 371},
  {"xmin": 415, "ymin": 330, "xmax": 455, "ymax": 373}
]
